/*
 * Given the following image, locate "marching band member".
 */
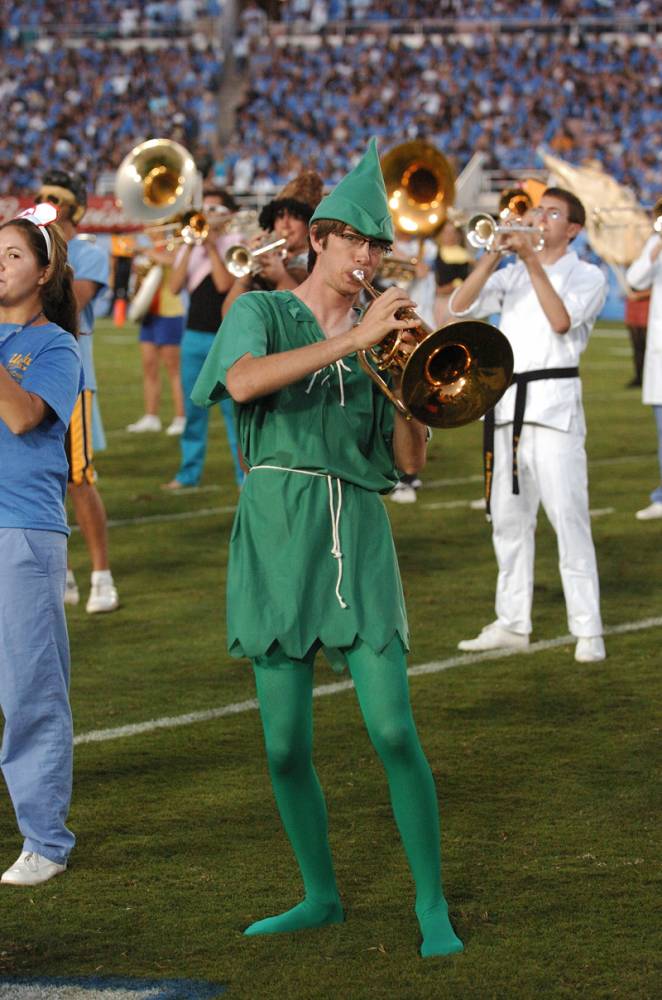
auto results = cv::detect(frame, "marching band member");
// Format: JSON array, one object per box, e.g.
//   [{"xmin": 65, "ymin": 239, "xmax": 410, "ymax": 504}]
[
  {"xmin": 450, "ymin": 188, "xmax": 608, "ymax": 663},
  {"xmin": 192, "ymin": 140, "xmax": 463, "ymax": 958},
  {"xmin": 0, "ymin": 207, "xmax": 82, "ymax": 885},
  {"xmin": 36, "ymin": 170, "xmax": 119, "ymax": 614},
  {"xmin": 162, "ymin": 188, "xmax": 244, "ymax": 491},
  {"xmin": 125, "ymin": 233, "xmax": 186, "ymax": 436},
  {"xmin": 221, "ymin": 170, "xmax": 324, "ymax": 315},
  {"xmin": 627, "ymin": 211, "xmax": 662, "ymax": 520}
]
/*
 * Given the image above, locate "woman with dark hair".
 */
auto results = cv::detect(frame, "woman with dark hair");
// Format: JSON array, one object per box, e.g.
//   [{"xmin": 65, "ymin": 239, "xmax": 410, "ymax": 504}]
[{"xmin": 0, "ymin": 206, "xmax": 83, "ymax": 886}]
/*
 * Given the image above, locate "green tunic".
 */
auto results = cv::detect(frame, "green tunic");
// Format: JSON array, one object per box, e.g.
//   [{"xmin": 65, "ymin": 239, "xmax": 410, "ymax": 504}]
[{"xmin": 192, "ymin": 290, "xmax": 409, "ymax": 661}]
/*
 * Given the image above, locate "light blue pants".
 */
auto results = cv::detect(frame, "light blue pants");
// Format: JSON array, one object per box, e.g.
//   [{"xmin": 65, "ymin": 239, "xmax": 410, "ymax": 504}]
[
  {"xmin": 651, "ymin": 405, "xmax": 662, "ymax": 503},
  {"xmin": 0, "ymin": 529, "xmax": 74, "ymax": 864},
  {"xmin": 175, "ymin": 327, "xmax": 244, "ymax": 487}
]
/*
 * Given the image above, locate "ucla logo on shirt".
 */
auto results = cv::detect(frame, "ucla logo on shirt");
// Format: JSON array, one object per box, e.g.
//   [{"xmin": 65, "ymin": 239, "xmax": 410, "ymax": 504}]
[{"xmin": 6, "ymin": 352, "xmax": 32, "ymax": 382}]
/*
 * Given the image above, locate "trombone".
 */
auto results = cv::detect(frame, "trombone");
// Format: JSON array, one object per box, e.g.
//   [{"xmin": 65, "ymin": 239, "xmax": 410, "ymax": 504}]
[
  {"xmin": 466, "ymin": 213, "xmax": 544, "ymax": 254},
  {"xmin": 351, "ymin": 268, "xmax": 513, "ymax": 429},
  {"xmin": 224, "ymin": 236, "xmax": 287, "ymax": 278}
]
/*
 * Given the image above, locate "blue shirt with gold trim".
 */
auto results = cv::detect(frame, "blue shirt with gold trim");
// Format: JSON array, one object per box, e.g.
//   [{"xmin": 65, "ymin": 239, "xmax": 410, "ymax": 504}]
[{"xmin": 0, "ymin": 321, "xmax": 83, "ymax": 534}]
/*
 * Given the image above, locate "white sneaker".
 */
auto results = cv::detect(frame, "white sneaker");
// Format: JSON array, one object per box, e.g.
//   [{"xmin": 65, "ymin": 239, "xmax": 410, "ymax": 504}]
[
  {"xmin": 64, "ymin": 569, "xmax": 79, "ymax": 606},
  {"xmin": 458, "ymin": 622, "xmax": 529, "ymax": 652},
  {"xmin": 126, "ymin": 414, "xmax": 162, "ymax": 433},
  {"xmin": 635, "ymin": 501, "xmax": 662, "ymax": 521},
  {"xmin": 575, "ymin": 636, "xmax": 606, "ymax": 662},
  {"xmin": 165, "ymin": 416, "xmax": 186, "ymax": 436},
  {"xmin": 1, "ymin": 851, "xmax": 66, "ymax": 886},
  {"xmin": 86, "ymin": 573, "xmax": 119, "ymax": 614},
  {"xmin": 389, "ymin": 482, "xmax": 418, "ymax": 504}
]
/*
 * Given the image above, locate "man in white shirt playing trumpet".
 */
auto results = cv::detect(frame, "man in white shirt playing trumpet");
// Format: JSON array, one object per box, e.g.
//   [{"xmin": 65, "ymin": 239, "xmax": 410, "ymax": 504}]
[{"xmin": 449, "ymin": 187, "xmax": 608, "ymax": 663}]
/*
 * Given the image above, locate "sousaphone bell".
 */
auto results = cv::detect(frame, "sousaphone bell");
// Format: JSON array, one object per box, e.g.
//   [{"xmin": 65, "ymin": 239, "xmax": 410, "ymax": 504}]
[
  {"xmin": 352, "ymin": 269, "xmax": 514, "ymax": 428},
  {"xmin": 115, "ymin": 138, "xmax": 200, "ymax": 224}
]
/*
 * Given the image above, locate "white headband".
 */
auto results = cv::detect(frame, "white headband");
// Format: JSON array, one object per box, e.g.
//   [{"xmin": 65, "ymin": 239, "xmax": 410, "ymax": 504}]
[{"xmin": 14, "ymin": 204, "xmax": 58, "ymax": 262}]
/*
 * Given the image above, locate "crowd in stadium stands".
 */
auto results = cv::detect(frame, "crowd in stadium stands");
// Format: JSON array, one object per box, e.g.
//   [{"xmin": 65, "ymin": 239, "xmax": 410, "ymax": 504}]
[
  {"xmin": 1, "ymin": 1, "xmax": 222, "ymax": 38},
  {"xmin": 0, "ymin": 37, "xmax": 222, "ymax": 195},
  {"xmin": 222, "ymin": 28, "xmax": 660, "ymax": 206},
  {"xmin": 279, "ymin": 0, "xmax": 658, "ymax": 24},
  {"xmin": 0, "ymin": 0, "xmax": 659, "ymax": 207}
]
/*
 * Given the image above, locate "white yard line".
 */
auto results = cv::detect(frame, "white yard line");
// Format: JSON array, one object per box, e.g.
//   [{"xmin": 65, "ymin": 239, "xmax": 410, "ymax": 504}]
[
  {"xmin": 72, "ymin": 451, "xmax": 651, "ymax": 532},
  {"xmin": 73, "ymin": 616, "xmax": 662, "ymax": 747}
]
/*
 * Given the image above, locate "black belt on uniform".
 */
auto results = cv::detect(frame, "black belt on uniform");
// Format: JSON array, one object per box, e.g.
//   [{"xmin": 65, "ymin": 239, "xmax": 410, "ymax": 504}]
[{"xmin": 482, "ymin": 367, "xmax": 580, "ymax": 519}]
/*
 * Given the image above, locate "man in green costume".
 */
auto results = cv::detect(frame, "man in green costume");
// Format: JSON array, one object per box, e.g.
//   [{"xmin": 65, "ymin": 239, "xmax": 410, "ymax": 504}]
[{"xmin": 192, "ymin": 139, "xmax": 464, "ymax": 958}]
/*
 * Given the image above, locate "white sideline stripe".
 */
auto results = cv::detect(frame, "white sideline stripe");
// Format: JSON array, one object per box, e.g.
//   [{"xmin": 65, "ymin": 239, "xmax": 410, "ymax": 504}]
[
  {"xmin": 73, "ymin": 616, "xmax": 662, "ymax": 747},
  {"xmin": 420, "ymin": 503, "xmax": 614, "ymax": 517},
  {"xmin": 78, "ymin": 454, "xmax": 653, "ymax": 533},
  {"xmin": 107, "ymin": 505, "xmax": 237, "ymax": 528}
]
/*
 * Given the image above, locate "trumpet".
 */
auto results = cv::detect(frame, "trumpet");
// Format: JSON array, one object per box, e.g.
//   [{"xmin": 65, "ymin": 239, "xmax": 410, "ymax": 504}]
[
  {"xmin": 467, "ymin": 213, "xmax": 544, "ymax": 254},
  {"xmin": 224, "ymin": 236, "xmax": 287, "ymax": 278},
  {"xmin": 352, "ymin": 269, "xmax": 513, "ymax": 429},
  {"xmin": 145, "ymin": 206, "xmax": 257, "ymax": 248}
]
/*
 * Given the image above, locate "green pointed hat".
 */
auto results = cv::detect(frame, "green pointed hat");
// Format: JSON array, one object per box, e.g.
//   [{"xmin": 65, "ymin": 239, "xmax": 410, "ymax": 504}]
[{"xmin": 310, "ymin": 138, "xmax": 394, "ymax": 242}]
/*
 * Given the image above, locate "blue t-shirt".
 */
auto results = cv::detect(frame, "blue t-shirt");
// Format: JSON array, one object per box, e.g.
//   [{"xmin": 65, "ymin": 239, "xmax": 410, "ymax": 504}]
[
  {"xmin": 0, "ymin": 321, "xmax": 83, "ymax": 534},
  {"xmin": 67, "ymin": 237, "xmax": 109, "ymax": 391}
]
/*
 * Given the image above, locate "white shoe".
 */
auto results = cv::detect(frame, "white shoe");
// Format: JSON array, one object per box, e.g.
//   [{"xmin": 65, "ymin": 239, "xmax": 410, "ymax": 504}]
[
  {"xmin": 458, "ymin": 622, "xmax": 529, "ymax": 652},
  {"xmin": 165, "ymin": 416, "xmax": 186, "ymax": 436},
  {"xmin": 575, "ymin": 636, "xmax": 606, "ymax": 662},
  {"xmin": 389, "ymin": 482, "xmax": 418, "ymax": 504},
  {"xmin": 64, "ymin": 569, "xmax": 79, "ymax": 606},
  {"xmin": 470, "ymin": 497, "xmax": 487, "ymax": 510},
  {"xmin": 1, "ymin": 851, "xmax": 66, "ymax": 886},
  {"xmin": 86, "ymin": 573, "xmax": 119, "ymax": 614},
  {"xmin": 126, "ymin": 414, "xmax": 162, "ymax": 433},
  {"xmin": 635, "ymin": 501, "xmax": 662, "ymax": 521}
]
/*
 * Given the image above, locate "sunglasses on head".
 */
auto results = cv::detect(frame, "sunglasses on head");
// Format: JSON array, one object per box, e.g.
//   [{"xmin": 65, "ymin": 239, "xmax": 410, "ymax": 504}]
[{"xmin": 36, "ymin": 193, "xmax": 65, "ymax": 206}]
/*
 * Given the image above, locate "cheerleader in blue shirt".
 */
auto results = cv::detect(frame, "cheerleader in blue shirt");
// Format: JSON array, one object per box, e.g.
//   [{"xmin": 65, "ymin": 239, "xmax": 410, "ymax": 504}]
[{"xmin": 0, "ymin": 205, "xmax": 83, "ymax": 887}]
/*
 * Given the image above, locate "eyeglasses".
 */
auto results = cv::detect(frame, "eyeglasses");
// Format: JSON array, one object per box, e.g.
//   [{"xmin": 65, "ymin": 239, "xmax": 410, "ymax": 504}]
[
  {"xmin": 531, "ymin": 207, "xmax": 566, "ymax": 222},
  {"xmin": 338, "ymin": 230, "xmax": 390, "ymax": 257}
]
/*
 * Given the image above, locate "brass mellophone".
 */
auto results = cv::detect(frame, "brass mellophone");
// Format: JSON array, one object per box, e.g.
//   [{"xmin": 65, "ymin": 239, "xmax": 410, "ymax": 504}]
[{"xmin": 352, "ymin": 268, "xmax": 514, "ymax": 429}]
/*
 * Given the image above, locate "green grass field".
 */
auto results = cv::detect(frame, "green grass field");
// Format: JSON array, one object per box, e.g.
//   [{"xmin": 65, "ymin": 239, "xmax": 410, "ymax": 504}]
[{"xmin": 0, "ymin": 318, "xmax": 660, "ymax": 999}]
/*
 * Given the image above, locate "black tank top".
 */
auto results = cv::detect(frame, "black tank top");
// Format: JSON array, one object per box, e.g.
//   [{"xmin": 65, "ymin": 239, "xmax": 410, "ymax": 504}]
[{"xmin": 187, "ymin": 274, "xmax": 226, "ymax": 333}]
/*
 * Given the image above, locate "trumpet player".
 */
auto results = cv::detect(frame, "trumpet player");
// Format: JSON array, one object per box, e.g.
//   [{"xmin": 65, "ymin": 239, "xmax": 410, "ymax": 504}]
[
  {"xmin": 191, "ymin": 140, "xmax": 463, "ymax": 959},
  {"xmin": 222, "ymin": 170, "xmax": 324, "ymax": 315},
  {"xmin": 163, "ymin": 188, "xmax": 245, "ymax": 491},
  {"xmin": 450, "ymin": 188, "xmax": 608, "ymax": 663}
]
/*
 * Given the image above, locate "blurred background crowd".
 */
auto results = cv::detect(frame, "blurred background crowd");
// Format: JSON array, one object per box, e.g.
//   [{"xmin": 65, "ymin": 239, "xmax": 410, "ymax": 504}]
[{"xmin": 0, "ymin": 0, "xmax": 659, "ymax": 207}]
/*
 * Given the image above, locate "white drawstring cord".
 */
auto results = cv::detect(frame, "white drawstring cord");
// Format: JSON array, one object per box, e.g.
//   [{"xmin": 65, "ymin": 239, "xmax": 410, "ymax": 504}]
[
  {"xmin": 305, "ymin": 360, "xmax": 352, "ymax": 407},
  {"xmin": 326, "ymin": 474, "xmax": 348, "ymax": 608},
  {"xmin": 250, "ymin": 465, "xmax": 348, "ymax": 609}
]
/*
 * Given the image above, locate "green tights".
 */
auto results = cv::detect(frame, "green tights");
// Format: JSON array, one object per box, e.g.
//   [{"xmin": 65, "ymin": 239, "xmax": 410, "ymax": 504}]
[{"xmin": 245, "ymin": 635, "xmax": 463, "ymax": 958}]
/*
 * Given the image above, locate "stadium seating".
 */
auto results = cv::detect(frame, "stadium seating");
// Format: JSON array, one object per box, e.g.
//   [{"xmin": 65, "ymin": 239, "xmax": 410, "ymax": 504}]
[{"xmin": 1, "ymin": 0, "xmax": 658, "ymax": 211}]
